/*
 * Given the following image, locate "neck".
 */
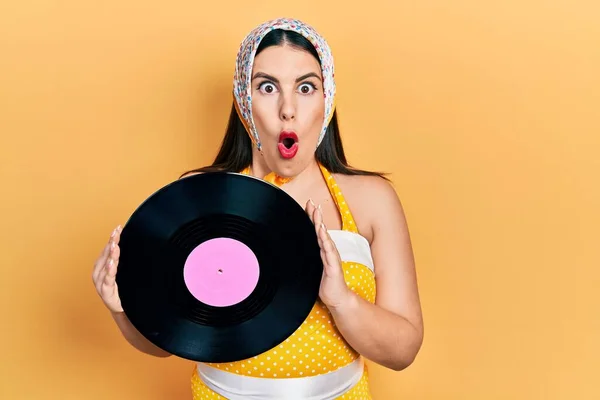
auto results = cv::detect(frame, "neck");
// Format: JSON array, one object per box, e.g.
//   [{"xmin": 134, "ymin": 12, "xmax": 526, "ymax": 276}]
[{"xmin": 249, "ymin": 148, "xmax": 321, "ymax": 188}]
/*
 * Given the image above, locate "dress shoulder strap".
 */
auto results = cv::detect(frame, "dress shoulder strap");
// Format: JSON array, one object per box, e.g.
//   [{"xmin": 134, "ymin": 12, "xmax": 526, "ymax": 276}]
[
  {"xmin": 239, "ymin": 166, "xmax": 251, "ymax": 175},
  {"xmin": 241, "ymin": 164, "xmax": 359, "ymax": 233},
  {"xmin": 318, "ymin": 164, "xmax": 359, "ymax": 234}
]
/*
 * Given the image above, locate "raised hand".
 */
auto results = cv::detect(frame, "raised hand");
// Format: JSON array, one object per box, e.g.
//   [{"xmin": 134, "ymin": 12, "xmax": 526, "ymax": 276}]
[
  {"xmin": 305, "ymin": 200, "xmax": 352, "ymax": 310},
  {"xmin": 92, "ymin": 225, "xmax": 123, "ymax": 313}
]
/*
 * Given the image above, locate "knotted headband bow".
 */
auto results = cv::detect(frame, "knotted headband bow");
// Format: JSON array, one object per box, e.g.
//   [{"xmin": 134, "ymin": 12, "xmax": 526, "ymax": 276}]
[{"xmin": 233, "ymin": 18, "xmax": 336, "ymax": 186}]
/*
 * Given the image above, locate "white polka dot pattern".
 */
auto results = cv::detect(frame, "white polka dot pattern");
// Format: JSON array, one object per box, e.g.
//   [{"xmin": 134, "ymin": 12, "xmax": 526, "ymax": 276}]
[
  {"xmin": 201, "ymin": 261, "xmax": 375, "ymax": 378},
  {"xmin": 191, "ymin": 164, "xmax": 376, "ymax": 399}
]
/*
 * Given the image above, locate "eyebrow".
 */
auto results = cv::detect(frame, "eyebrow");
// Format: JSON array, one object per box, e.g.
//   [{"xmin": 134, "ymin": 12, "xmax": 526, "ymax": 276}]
[{"xmin": 251, "ymin": 72, "xmax": 322, "ymax": 83}]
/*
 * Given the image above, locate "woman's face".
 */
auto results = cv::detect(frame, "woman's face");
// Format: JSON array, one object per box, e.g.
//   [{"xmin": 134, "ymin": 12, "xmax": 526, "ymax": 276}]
[{"xmin": 250, "ymin": 44, "xmax": 325, "ymax": 178}]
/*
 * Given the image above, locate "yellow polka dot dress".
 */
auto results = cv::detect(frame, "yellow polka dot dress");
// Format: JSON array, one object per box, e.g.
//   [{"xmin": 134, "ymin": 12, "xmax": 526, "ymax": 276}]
[{"xmin": 191, "ymin": 165, "xmax": 376, "ymax": 399}]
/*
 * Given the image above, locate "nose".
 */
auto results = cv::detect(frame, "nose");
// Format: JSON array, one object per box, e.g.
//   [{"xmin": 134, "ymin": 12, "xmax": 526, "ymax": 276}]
[
  {"xmin": 281, "ymin": 110, "xmax": 295, "ymax": 120},
  {"xmin": 280, "ymin": 93, "xmax": 296, "ymax": 121}
]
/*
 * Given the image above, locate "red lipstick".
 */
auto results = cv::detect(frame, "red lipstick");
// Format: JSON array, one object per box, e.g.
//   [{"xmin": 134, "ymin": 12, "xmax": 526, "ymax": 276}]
[{"xmin": 278, "ymin": 131, "xmax": 299, "ymax": 159}]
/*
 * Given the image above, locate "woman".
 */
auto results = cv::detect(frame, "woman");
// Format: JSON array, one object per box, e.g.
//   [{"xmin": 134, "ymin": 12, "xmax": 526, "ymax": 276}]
[{"xmin": 92, "ymin": 17, "xmax": 423, "ymax": 399}]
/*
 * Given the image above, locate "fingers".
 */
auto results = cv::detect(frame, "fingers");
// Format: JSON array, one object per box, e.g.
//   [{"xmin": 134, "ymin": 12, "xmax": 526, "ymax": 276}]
[
  {"xmin": 96, "ymin": 246, "xmax": 113, "ymax": 293},
  {"xmin": 318, "ymin": 224, "xmax": 334, "ymax": 252},
  {"xmin": 102, "ymin": 245, "xmax": 120, "ymax": 293},
  {"xmin": 94, "ymin": 225, "xmax": 121, "ymax": 289},
  {"xmin": 312, "ymin": 203, "xmax": 329, "ymax": 248},
  {"xmin": 92, "ymin": 226, "xmax": 121, "ymax": 282},
  {"xmin": 317, "ymin": 221, "xmax": 342, "ymax": 272},
  {"xmin": 96, "ymin": 259, "xmax": 110, "ymax": 293},
  {"xmin": 305, "ymin": 198, "xmax": 316, "ymax": 224},
  {"xmin": 92, "ymin": 242, "xmax": 110, "ymax": 282},
  {"xmin": 323, "ymin": 236, "xmax": 340, "ymax": 271},
  {"xmin": 313, "ymin": 204, "xmax": 323, "ymax": 232},
  {"xmin": 307, "ymin": 202, "xmax": 341, "ymax": 267},
  {"xmin": 319, "ymin": 240, "xmax": 339, "ymax": 277}
]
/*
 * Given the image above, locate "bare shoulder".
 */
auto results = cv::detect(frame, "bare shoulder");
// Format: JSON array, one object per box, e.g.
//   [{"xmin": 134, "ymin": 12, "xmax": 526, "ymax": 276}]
[
  {"xmin": 334, "ymin": 173, "xmax": 399, "ymax": 202},
  {"xmin": 333, "ymin": 173, "xmax": 405, "ymax": 242}
]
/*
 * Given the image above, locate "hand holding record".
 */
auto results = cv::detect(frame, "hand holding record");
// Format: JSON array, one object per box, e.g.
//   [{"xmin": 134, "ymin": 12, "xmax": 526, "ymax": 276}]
[
  {"xmin": 92, "ymin": 225, "xmax": 124, "ymax": 313},
  {"xmin": 305, "ymin": 200, "xmax": 352, "ymax": 312}
]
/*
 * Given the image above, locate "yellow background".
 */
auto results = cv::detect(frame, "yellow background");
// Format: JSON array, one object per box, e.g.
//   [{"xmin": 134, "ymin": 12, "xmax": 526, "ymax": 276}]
[{"xmin": 1, "ymin": 0, "xmax": 598, "ymax": 398}]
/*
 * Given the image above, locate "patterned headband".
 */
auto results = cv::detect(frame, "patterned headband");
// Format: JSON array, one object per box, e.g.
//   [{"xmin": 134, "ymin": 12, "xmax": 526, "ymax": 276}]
[{"xmin": 233, "ymin": 18, "xmax": 336, "ymax": 151}]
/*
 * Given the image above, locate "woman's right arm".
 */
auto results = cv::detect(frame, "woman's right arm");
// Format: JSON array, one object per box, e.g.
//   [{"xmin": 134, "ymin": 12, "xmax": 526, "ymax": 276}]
[{"xmin": 92, "ymin": 225, "xmax": 172, "ymax": 358}]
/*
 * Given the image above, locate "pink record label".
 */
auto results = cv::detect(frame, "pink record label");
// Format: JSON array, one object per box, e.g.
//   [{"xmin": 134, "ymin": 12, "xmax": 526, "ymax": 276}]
[{"xmin": 183, "ymin": 237, "xmax": 260, "ymax": 307}]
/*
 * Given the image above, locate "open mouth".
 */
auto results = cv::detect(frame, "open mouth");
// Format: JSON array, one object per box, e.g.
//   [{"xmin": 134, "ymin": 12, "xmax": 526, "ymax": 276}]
[
  {"xmin": 282, "ymin": 137, "xmax": 296, "ymax": 149},
  {"xmin": 278, "ymin": 131, "xmax": 299, "ymax": 159}
]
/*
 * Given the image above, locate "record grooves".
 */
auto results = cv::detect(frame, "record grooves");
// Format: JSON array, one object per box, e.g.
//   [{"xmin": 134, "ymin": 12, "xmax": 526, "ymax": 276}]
[{"xmin": 115, "ymin": 172, "xmax": 323, "ymax": 363}]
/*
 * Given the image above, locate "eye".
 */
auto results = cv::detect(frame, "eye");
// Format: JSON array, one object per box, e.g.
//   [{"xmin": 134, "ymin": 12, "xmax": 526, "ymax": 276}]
[
  {"xmin": 258, "ymin": 82, "xmax": 277, "ymax": 94},
  {"xmin": 298, "ymin": 83, "xmax": 316, "ymax": 94}
]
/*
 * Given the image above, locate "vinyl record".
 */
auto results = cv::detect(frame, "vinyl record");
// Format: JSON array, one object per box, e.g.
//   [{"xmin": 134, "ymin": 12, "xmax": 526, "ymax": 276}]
[{"xmin": 115, "ymin": 172, "xmax": 323, "ymax": 363}]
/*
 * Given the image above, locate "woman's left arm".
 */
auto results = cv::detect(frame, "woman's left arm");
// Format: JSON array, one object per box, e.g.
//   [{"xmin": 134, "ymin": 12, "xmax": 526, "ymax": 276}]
[{"xmin": 308, "ymin": 178, "xmax": 424, "ymax": 371}]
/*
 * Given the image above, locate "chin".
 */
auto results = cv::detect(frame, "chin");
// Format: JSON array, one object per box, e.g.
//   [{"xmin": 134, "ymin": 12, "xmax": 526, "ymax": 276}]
[
  {"xmin": 272, "ymin": 162, "xmax": 302, "ymax": 178},
  {"xmin": 268, "ymin": 155, "xmax": 311, "ymax": 178}
]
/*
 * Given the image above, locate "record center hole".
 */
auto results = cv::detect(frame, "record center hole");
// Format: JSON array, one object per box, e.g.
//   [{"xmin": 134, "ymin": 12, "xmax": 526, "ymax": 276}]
[{"xmin": 217, "ymin": 268, "xmax": 223, "ymax": 274}]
